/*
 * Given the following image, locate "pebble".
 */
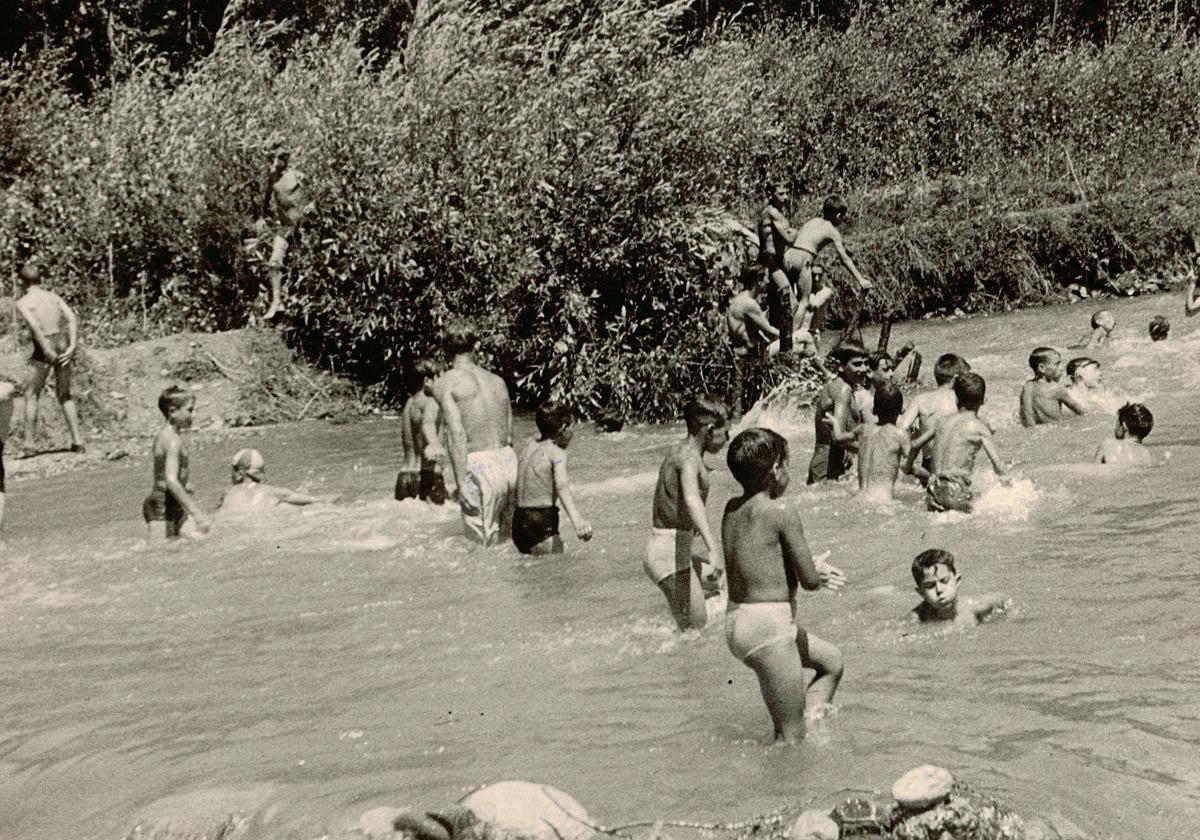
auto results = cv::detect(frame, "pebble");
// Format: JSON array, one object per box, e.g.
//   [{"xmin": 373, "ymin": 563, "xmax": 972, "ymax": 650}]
[
  {"xmin": 892, "ymin": 765, "xmax": 954, "ymax": 811},
  {"xmin": 784, "ymin": 809, "xmax": 839, "ymax": 840}
]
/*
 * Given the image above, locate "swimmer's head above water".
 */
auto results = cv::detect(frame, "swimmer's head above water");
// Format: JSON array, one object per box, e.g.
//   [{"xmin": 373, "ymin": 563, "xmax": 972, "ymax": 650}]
[
  {"xmin": 933, "ymin": 353, "xmax": 970, "ymax": 386},
  {"xmin": 911, "ymin": 548, "xmax": 961, "ymax": 620},
  {"xmin": 873, "ymin": 382, "xmax": 904, "ymax": 426},
  {"xmin": 1066, "ymin": 357, "xmax": 1101, "ymax": 388},
  {"xmin": 1149, "ymin": 315, "xmax": 1170, "ymax": 342},
  {"xmin": 727, "ymin": 426, "xmax": 789, "ymax": 497},
  {"xmin": 1028, "ymin": 347, "xmax": 1062, "ymax": 381},
  {"xmin": 1091, "ymin": 309, "xmax": 1115, "ymax": 333},
  {"xmin": 953, "ymin": 371, "xmax": 987, "ymax": 412},
  {"xmin": 1116, "ymin": 403, "xmax": 1153, "ymax": 442},
  {"xmin": 231, "ymin": 448, "xmax": 267, "ymax": 484}
]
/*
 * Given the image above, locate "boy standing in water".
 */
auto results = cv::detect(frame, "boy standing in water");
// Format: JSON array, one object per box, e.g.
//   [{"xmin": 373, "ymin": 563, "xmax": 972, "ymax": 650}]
[
  {"xmin": 220, "ymin": 448, "xmax": 333, "ymax": 511},
  {"xmin": 15, "ymin": 263, "xmax": 86, "ymax": 455},
  {"xmin": 910, "ymin": 549, "xmax": 1006, "ymax": 625},
  {"xmin": 808, "ymin": 341, "xmax": 869, "ymax": 484},
  {"xmin": 1094, "ymin": 403, "xmax": 1154, "ymax": 466},
  {"xmin": 856, "ymin": 382, "xmax": 911, "ymax": 503},
  {"xmin": 898, "ymin": 353, "xmax": 969, "ymax": 475},
  {"xmin": 722, "ymin": 427, "xmax": 846, "ymax": 743},
  {"xmin": 396, "ymin": 358, "xmax": 447, "ymax": 505},
  {"xmin": 144, "ymin": 386, "xmax": 210, "ymax": 540},
  {"xmin": 646, "ymin": 395, "xmax": 729, "ymax": 631},
  {"xmin": 1083, "ymin": 310, "xmax": 1116, "ymax": 349},
  {"xmin": 513, "ymin": 402, "xmax": 592, "ymax": 554},
  {"xmin": 1020, "ymin": 347, "xmax": 1087, "ymax": 427},
  {"xmin": 907, "ymin": 372, "xmax": 1011, "ymax": 513}
]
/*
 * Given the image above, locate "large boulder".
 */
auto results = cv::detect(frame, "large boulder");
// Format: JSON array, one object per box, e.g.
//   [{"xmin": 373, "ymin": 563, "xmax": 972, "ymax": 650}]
[
  {"xmin": 891, "ymin": 765, "xmax": 954, "ymax": 811},
  {"xmin": 455, "ymin": 782, "xmax": 597, "ymax": 840},
  {"xmin": 784, "ymin": 809, "xmax": 839, "ymax": 840}
]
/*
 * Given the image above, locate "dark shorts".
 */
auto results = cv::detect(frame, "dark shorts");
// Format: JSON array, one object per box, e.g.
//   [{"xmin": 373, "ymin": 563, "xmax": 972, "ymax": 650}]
[
  {"xmin": 0, "ymin": 438, "xmax": 6, "ymax": 493},
  {"xmin": 395, "ymin": 469, "xmax": 447, "ymax": 505},
  {"xmin": 926, "ymin": 473, "xmax": 973, "ymax": 513},
  {"xmin": 807, "ymin": 443, "xmax": 851, "ymax": 484},
  {"xmin": 512, "ymin": 505, "xmax": 560, "ymax": 554},
  {"xmin": 143, "ymin": 488, "xmax": 187, "ymax": 533}
]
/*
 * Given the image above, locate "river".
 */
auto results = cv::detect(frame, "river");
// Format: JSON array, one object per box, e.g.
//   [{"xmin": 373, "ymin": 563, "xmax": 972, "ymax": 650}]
[{"xmin": 1, "ymin": 292, "xmax": 1198, "ymax": 839}]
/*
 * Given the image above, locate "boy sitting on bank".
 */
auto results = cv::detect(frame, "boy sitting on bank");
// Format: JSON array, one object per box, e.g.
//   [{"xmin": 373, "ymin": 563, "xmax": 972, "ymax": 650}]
[
  {"xmin": 144, "ymin": 386, "xmax": 211, "ymax": 540},
  {"xmin": 513, "ymin": 402, "xmax": 592, "ymax": 554},
  {"xmin": 856, "ymin": 382, "xmax": 911, "ymax": 503},
  {"xmin": 1020, "ymin": 347, "xmax": 1087, "ymax": 427},
  {"xmin": 808, "ymin": 340, "xmax": 869, "ymax": 484},
  {"xmin": 911, "ymin": 548, "xmax": 1007, "ymax": 625},
  {"xmin": 396, "ymin": 358, "xmax": 448, "ymax": 505},
  {"xmin": 220, "ymin": 448, "xmax": 334, "ymax": 511},
  {"xmin": 722, "ymin": 427, "xmax": 847, "ymax": 743},
  {"xmin": 906, "ymin": 372, "xmax": 1012, "ymax": 513},
  {"xmin": 1094, "ymin": 402, "xmax": 1154, "ymax": 466}
]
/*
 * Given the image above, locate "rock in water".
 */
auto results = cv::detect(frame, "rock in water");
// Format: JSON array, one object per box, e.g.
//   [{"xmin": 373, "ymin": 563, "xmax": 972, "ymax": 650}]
[
  {"xmin": 784, "ymin": 809, "xmax": 839, "ymax": 840},
  {"xmin": 457, "ymin": 782, "xmax": 596, "ymax": 840},
  {"xmin": 891, "ymin": 765, "xmax": 954, "ymax": 811}
]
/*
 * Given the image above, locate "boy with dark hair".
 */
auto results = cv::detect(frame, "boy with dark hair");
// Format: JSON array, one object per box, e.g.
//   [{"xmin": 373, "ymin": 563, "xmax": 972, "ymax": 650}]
[
  {"xmin": 1094, "ymin": 403, "xmax": 1154, "ymax": 466},
  {"xmin": 513, "ymin": 402, "xmax": 592, "ymax": 554},
  {"xmin": 144, "ymin": 386, "xmax": 210, "ymax": 540},
  {"xmin": 255, "ymin": 138, "xmax": 311, "ymax": 321},
  {"xmin": 899, "ymin": 353, "xmax": 970, "ymax": 475},
  {"xmin": 856, "ymin": 382, "xmax": 911, "ymax": 503},
  {"xmin": 907, "ymin": 372, "xmax": 1011, "ymax": 513},
  {"xmin": 726, "ymin": 267, "xmax": 779, "ymax": 416},
  {"xmin": 808, "ymin": 340, "xmax": 869, "ymax": 484},
  {"xmin": 646, "ymin": 395, "xmax": 729, "ymax": 631},
  {"xmin": 1020, "ymin": 347, "xmax": 1087, "ymax": 427},
  {"xmin": 911, "ymin": 548, "xmax": 1007, "ymax": 624},
  {"xmin": 396, "ymin": 357, "xmax": 447, "ymax": 505},
  {"xmin": 1065, "ymin": 356, "xmax": 1102, "ymax": 408},
  {"xmin": 722, "ymin": 427, "xmax": 846, "ymax": 743},
  {"xmin": 1149, "ymin": 315, "xmax": 1170, "ymax": 341}
]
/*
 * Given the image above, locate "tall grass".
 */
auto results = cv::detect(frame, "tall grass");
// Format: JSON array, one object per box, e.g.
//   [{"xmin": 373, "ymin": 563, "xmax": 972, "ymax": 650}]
[{"xmin": 2, "ymin": 1, "xmax": 1199, "ymax": 420}]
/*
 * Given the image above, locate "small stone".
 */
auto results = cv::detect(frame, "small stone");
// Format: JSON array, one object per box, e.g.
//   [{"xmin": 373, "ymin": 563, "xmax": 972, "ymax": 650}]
[
  {"xmin": 892, "ymin": 765, "xmax": 954, "ymax": 811},
  {"xmin": 784, "ymin": 809, "xmax": 839, "ymax": 840}
]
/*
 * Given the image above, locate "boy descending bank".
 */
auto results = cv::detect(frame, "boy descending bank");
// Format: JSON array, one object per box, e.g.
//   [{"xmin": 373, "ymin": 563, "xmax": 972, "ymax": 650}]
[
  {"xmin": 1020, "ymin": 347, "xmax": 1087, "ymax": 427},
  {"xmin": 513, "ymin": 402, "xmax": 592, "ymax": 555},
  {"xmin": 910, "ymin": 549, "xmax": 1007, "ymax": 625},
  {"xmin": 646, "ymin": 395, "xmax": 729, "ymax": 631},
  {"xmin": 144, "ymin": 386, "xmax": 210, "ymax": 540},
  {"xmin": 255, "ymin": 137, "xmax": 311, "ymax": 321},
  {"xmin": 808, "ymin": 341, "xmax": 869, "ymax": 484},
  {"xmin": 1094, "ymin": 403, "xmax": 1154, "ymax": 466},
  {"xmin": 856, "ymin": 382, "xmax": 911, "ymax": 503},
  {"xmin": 722, "ymin": 428, "xmax": 846, "ymax": 743},
  {"xmin": 16, "ymin": 263, "xmax": 86, "ymax": 455},
  {"xmin": 907, "ymin": 372, "xmax": 1011, "ymax": 513},
  {"xmin": 396, "ymin": 358, "xmax": 447, "ymax": 505}
]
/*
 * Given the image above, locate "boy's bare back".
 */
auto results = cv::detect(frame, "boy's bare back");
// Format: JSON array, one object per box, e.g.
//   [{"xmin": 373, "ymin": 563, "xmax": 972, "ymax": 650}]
[
  {"xmin": 899, "ymin": 387, "xmax": 956, "ymax": 435},
  {"xmin": 930, "ymin": 412, "xmax": 991, "ymax": 476},
  {"xmin": 399, "ymin": 393, "xmax": 436, "ymax": 471},
  {"xmin": 18, "ymin": 287, "xmax": 70, "ymax": 337},
  {"xmin": 722, "ymin": 495, "xmax": 816, "ymax": 604},
  {"xmin": 857, "ymin": 424, "xmax": 910, "ymax": 501},
  {"xmin": 1020, "ymin": 379, "xmax": 1084, "ymax": 426}
]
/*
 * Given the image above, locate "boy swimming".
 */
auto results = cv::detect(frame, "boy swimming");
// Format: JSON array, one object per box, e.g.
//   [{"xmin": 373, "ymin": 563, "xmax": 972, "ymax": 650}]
[
  {"xmin": 808, "ymin": 341, "xmax": 869, "ymax": 484},
  {"xmin": 396, "ymin": 358, "xmax": 448, "ymax": 505},
  {"xmin": 1019, "ymin": 347, "xmax": 1087, "ymax": 427},
  {"xmin": 144, "ymin": 386, "xmax": 210, "ymax": 540},
  {"xmin": 856, "ymin": 382, "xmax": 911, "ymax": 503},
  {"xmin": 513, "ymin": 402, "xmax": 593, "ymax": 555},
  {"xmin": 219, "ymin": 448, "xmax": 334, "ymax": 511},
  {"xmin": 1065, "ymin": 357, "xmax": 1102, "ymax": 409},
  {"xmin": 1094, "ymin": 403, "xmax": 1154, "ymax": 466},
  {"xmin": 910, "ymin": 549, "xmax": 1006, "ymax": 624},
  {"xmin": 1149, "ymin": 315, "xmax": 1170, "ymax": 341},
  {"xmin": 907, "ymin": 372, "xmax": 1012, "ymax": 513},
  {"xmin": 1084, "ymin": 309, "xmax": 1115, "ymax": 349},
  {"xmin": 722, "ymin": 427, "xmax": 846, "ymax": 743},
  {"xmin": 647, "ymin": 395, "xmax": 729, "ymax": 631}
]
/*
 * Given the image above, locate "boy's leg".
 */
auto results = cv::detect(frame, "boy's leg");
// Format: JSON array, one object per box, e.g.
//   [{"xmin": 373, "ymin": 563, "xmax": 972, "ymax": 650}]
[
  {"xmin": 657, "ymin": 566, "xmax": 707, "ymax": 631},
  {"xmin": 746, "ymin": 640, "xmax": 809, "ymax": 743},
  {"xmin": 768, "ymin": 271, "xmax": 794, "ymax": 353},
  {"xmin": 529, "ymin": 535, "xmax": 564, "ymax": 555},
  {"xmin": 53, "ymin": 366, "xmax": 85, "ymax": 449},
  {"xmin": 23, "ymin": 363, "xmax": 49, "ymax": 451},
  {"xmin": 146, "ymin": 520, "xmax": 168, "ymax": 541},
  {"xmin": 800, "ymin": 631, "xmax": 845, "ymax": 707}
]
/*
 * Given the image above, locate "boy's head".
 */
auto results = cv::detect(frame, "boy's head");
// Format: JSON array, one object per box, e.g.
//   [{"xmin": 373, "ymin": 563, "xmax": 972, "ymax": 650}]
[
  {"xmin": 821, "ymin": 194, "xmax": 849, "ymax": 225},
  {"xmin": 868, "ymin": 351, "xmax": 894, "ymax": 388},
  {"xmin": 1091, "ymin": 310, "xmax": 1115, "ymax": 333},
  {"xmin": 739, "ymin": 264, "xmax": 765, "ymax": 291},
  {"xmin": 231, "ymin": 448, "xmax": 266, "ymax": 484},
  {"xmin": 683, "ymin": 394, "xmax": 730, "ymax": 453},
  {"xmin": 1066, "ymin": 357, "xmax": 1101, "ymax": 388},
  {"xmin": 443, "ymin": 319, "xmax": 479, "ymax": 357},
  {"xmin": 767, "ymin": 182, "xmax": 788, "ymax": 208},
  {"xmin": 953, "ymin": 371, "xmax": 986, "ymax": 411},
  {"xmin": 831, "ymin": 340, "xmax": 870, "ymax": 384},
  {"xmin": 405, "ymin": 357, "xmax": 443, "ymax": 396},
  {"xmin": 933, "ymin": 353, "xmax": 970, "ymax": 386},
  {"xmin": 157, "ymin": 385, "xmax": 195, "ymax": 425},
  {"xmin": 911, "ymin": 548, "xmax": 961, "ymax": 612},
  {"xmin": 873, "ymin": 381, "xmax": 904, "ymax": 425},
  {"xmin": 727, "ymin": 427, "xmax": 789, "ymax": 496},
  {"xmin": 1149, "ymin": 315, "xmax": 1170, "ymax": 341},
  {"xmin": 18, "ymin": 263, "xmax": 41, "ymax": 289},
  {"xmin": 1028, "ymin": 347, "xmax": 1062, "ymax": 380},
  {"xmin": 535, "ymin": 400, "xmax": 574, "ymax": 446},
  {"xmin": 1116, "ymin": 402, "xmax": 1153, "ymax": 442}
]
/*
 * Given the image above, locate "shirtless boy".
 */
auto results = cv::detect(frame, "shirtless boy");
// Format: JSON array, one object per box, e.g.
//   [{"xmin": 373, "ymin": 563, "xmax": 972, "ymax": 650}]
[
  {"xmin": 434, "ymin": 320, "xmax": 516, "ymax": 546},
  {"xmin": 646, "ymin": 395, "xmax": 729, "ymax": 631},
  {"xmin": 0, "ymin": 379, "xmax": 15, "ymax": 538},
  {"xmin": 256, "ymin": 139, "xmax": 310, "ymax": 320},
  {"xmin": 144, "ymin": 386, "xmax": 210, "ymax": 540},
  {"xmin": 727, "ymin": 268, "xmax": 779, "ymax": 415},
  {"xmin": 722, "ymin": 427, "xmax": 846, "ymax": 743},
  {"xmin": 1020, "ymin": 347, "xmax": 1087, "ymax": 427},
  {"xmin": 220, "ymin": 448, "xmax": 333, "ymax": 511},
  {"xmin": 16, "ymin": 264, "xmax": 85, "ymax": 455},
  {"xmin": 856, "ymin": 382, "xmax": 911, "ymax": 503},
  {"xmin": 808, "ymin": 341, "xmax": 868, "ymax": 484},
  {"xmin": 1094, "ymin": 402, "xmax": 1154, "ymax": 466},
  {"xmin": 1065, "ymin": 357, "xmax": 1102, "ymax": 409},
  {"xmin": 396, "ymin": 358, "xmax": 447, "ymax": 505},
  {"xmin": 911, "ymin": 549, "xmax": 1007, "ymax": 625},
  {"xmin": 1082, "ymin": 310, "xmax": 1115, "ymax": 349},
  {"xmin": 907, "ymin": 372, "xmax": 1012, "ymax": 513},
  {"xmin": 513, "ymin": 402, "xmax": 592, "ymax": 554}
]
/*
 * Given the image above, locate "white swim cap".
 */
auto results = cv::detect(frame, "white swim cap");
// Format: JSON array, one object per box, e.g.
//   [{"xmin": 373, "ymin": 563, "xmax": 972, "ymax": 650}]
[{"xmin": 231, "ymin": 448, "xmax": 266, "ymax": 481}]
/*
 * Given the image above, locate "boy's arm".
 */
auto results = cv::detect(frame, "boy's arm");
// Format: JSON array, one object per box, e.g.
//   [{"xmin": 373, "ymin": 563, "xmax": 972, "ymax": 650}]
[
  {"xmin": 434, "ymin": 380, "xmax": 471, "ymax": 506},
  {"xmin": 16, "ymin": 299, "xmax": 56, "ymax": 362},
  {"xmin": 680, "ymin": 455, "xmax": 719, "ymax": 565},
  {"xmin": 904, "ymin": 427, "xmax": 935, "ymax": 478},
  {"xmin": 1019, "ymin": 381, "xmax": 1036, "ymax": 427},
  {"xmin": 59, "ymin": 296, "xmax": 78, "ymax": 361},
  {"xmin": 263, "ymin": 484, "xmax": 323, "ymax": 506},
  {"xmin": 1186, "ymin": 277, "xmax": 1200, "ymax": 316},
  {"xmin": 828, "ymin": 385, "xmax": 859, "ymax": 448},
  {"xmin": 971, "ymin": 594, "xmax": 1008, "ymax": 621},
  {"xmin": 779, "ymin": 504, "xmax": 845, "ymax": 591},
  {"xmin": 163, "ymin": 438, "xmax": 210, "ymax": 530},
  {"xmin": 897, "ymin": 394, "xmax": 923, "ymax": 432},
  {"xmin": 420, "ymin": 400, "xmax": 445, "ymax": 461},
  {"xmin": 551, "ymin": 450, "xmax": 592, "ymax": 541},
  {"xmin": 976, "ymin": 424, "xmax": 1011, "ymax": 484},
  {"xmin": 747, "ymin": 301, "xmax": 780, "ymax": 339},
  {"xmin": 1057, "ymin": 383, "xmax": 1088, "ymax": 416},
  {"xmin": 829, "ymin": 228, "xmax": 873, "ymax": 290}
]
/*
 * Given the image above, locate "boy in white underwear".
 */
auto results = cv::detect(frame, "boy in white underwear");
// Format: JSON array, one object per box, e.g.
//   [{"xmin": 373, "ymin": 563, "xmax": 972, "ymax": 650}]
[
  {"xmin": 722, "ymin": 427, "xmax": 846, "ymax": 743},
  {"xmin": 646, "ymin": 395, "xmax": 729, "ymax": 631}
]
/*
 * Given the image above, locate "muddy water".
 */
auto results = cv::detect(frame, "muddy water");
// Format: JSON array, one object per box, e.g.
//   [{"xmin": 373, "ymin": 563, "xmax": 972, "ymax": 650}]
[{"xmin": 2, "ymin": 293, "xmax": 1198, "ymax": 840}]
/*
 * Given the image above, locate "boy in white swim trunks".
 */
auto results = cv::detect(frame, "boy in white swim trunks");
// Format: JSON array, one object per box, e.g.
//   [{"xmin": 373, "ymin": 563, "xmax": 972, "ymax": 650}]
[
  {"xmin": 219, "ymin": 448, "xmax": 334, "ymax": 511},
  {"xmin": 911, "ymin": 549, "xmax": 1007, "ymax": 624},
  {"xmin": 646, "ymin": 395, "xmax": 729, "ymax": 631},
  {"xmin": 722, "ymin": 427, "xmax": 846, "ymax": 743}
]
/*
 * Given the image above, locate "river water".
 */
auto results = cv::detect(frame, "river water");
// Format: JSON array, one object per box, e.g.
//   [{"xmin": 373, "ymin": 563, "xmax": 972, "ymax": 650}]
[{"xmin": 2, "ymin": 293, "xmax": 1198, "ymax": 840}]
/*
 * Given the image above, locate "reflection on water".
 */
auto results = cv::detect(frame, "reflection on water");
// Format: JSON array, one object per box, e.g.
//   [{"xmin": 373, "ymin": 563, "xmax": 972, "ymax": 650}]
[{"xmin": 2, "ymin": 294, "xmax": 1200, "ymax": 839}]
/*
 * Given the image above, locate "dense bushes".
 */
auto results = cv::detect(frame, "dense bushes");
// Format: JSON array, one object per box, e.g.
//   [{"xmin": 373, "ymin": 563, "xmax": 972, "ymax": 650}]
[{"xmin": 3, "ymin": 0, "xmax": 1200, "ymax": 421}]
